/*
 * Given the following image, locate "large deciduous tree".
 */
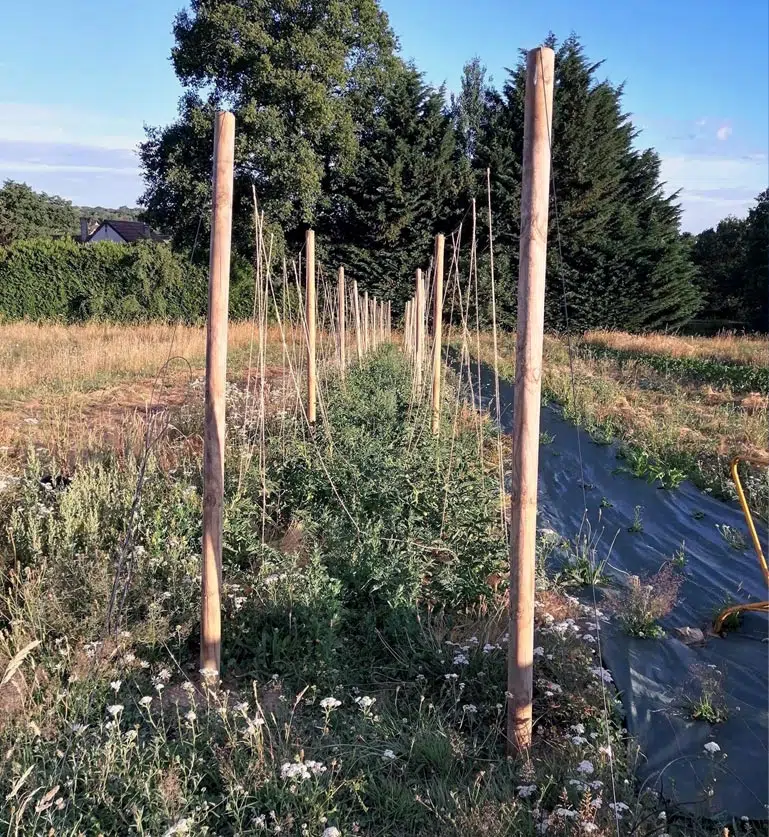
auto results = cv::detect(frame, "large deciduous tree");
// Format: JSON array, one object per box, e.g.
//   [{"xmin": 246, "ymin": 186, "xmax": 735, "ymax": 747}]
[
  {"xmin": 140, "ymin": 0, "xmax": 401, "ymax": 256},
  {"xmin": 0, "ymin": 180, "xmax": 79, "ymax": 246}
]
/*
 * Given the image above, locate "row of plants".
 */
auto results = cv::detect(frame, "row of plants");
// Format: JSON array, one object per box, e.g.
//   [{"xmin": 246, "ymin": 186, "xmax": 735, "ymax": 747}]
[
  {"xmin": 578, "ymin": 343, "xmax": 769, "ymax": 394},
  {"xmin": 0, "ymin": 347, "xmax": 741, "ymax": 835}
]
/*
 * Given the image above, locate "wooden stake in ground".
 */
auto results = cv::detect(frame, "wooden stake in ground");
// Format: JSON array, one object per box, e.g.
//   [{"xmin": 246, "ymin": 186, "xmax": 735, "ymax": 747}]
[
  {"xmin": 431, "ymin": 234, "xmax": 445, "ymax": 435},
  {"xmin": 352, "ymin": 280, "xmax": 363, "ymax": 365},
  {"xmin": 201, "ymin": 110, "xmax": 235, "ymax": 678},
  {"xmin": 507, "ymin": 46, "xmax": 554, "ymax": 754},
  {"xmin": 306, "ymin": 229, "xmax": 317, "ymax": 424},
  {"xmin": 363, "ymin": 290, "xmax": 370, "ymax": 355},
  {"xmin": 337, "ymin": 266, "xmax": 346, "ymax": 379},
  {"xmin": 415, "ymin": 269, "xmax": 425, "ymax": 393}
]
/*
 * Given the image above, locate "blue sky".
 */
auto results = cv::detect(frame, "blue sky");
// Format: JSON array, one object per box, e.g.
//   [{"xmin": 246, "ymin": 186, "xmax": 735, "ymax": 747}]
[{"xmin": 0, "ymin": 0, "xmax": 766, "ymax": 231}]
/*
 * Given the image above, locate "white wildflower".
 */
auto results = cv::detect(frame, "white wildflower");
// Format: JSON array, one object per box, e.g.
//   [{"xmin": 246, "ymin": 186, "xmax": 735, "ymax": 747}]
[
  {"xmin": 571, "ymin": 735, "xmax": 588, "ymax": 745},
  {"xmin": 703, "ymin": 741, "xmax": 721, "ymax": 754},
  {"xmin": 322, "ymin": 829, "xmax": 341, "ymax": 837},
  {"xmin": 110, "ymin": 680, "xmax": 122, "ymax": 693},
  {"xmin": 382, "ymin": 749, "xmax": 396, "ymax": 761},
  {"xmin": 589, "ymin": 666, "xmax": 613, "ymax": 684},
  {"xmin": 462, "ymin": 704, "xmax": 478, "ymax": 714},
  {"xmin": 452, "ymin": 652, "xmax": 469, "ymax": 666},
  {"xmin": 444, "ymin": 673, "xmax": 459, "ymax": 681},
  {"xmin": 107, "ymin": 705, "xmax": 124, "ymax": 718},
  {"xmin": 320, "ymin": 697, "xmax": 342, "ymax": 710},
  {"xmin": 577, "ymin": 760, "xmax": 594, "ymax": 775},
  {"xmin": 181, "ymin": 681, "xmax": 195, "ymax": 694},
  {"xmin": 354, "ymin": 696, "xmax": 376, "ymax": 710},
  {"xmin": 139, "ymin": 696, "xmax": 153, "ymax": 708},
  {"xmin": 516, "ymin": 784, "xmax": 537, "ymax": 798},
  {"xmin": 185, "ymin": 710, "xmax": 197, "ymax": 722}
]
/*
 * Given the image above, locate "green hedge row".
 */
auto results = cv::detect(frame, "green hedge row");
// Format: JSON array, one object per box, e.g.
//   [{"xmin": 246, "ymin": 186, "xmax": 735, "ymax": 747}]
[{"xmin": 0, "ymin": 238, "xmax": 259, "ymax": 323}]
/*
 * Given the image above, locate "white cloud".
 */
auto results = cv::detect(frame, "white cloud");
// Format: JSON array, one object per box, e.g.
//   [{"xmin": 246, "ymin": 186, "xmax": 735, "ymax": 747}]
[
  {"xmin": 0, "ymin": 103, "xmax": 141, "ymax": 150},
  {"xmin": 661, "ymin": 153, "xmax": 767, "ymax": 231},
  {"xmin": 0, "ymin": 161, "xmax": 139, "ymax": 175},
  {"xmin": 715, "ymin": 123, "xmax": 732, "ymax": 141}
]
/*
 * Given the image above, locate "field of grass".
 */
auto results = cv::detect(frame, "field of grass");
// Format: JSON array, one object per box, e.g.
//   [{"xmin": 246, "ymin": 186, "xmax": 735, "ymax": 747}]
[
  {"xmin": 0, "ymin": 336, "xmax": 744, "ymax": 836},
  {"xmin": 471, "ymin": 330, "xmax": 769, "ymax": 513}
]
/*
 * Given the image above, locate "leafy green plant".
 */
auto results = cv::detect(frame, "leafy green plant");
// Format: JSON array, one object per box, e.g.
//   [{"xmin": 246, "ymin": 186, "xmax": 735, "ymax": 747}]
[
  {"xmin": 599, "ymin": 496, "xmax": 614, "ymax": 508},
  {"xmin": 539, "ymin": 430, "xmax": 555, "ymax": 445},
  {"xmin": 628, "ymin": 505, "xmax": 644, "ymax": 533},
  {"xmin": 556, "ymin": 515, "xmax": 614, "ymax": 588},
  {"xmin": 671, "ymin": 541, "xmax": 687, "ymax": 569},
  {"xmin": 685, "ymin": 664, "xmax": 729, "ymax": 724},
  {"xmin": 714, "ymin": 595, "xmax": 743, "ymax": 633},
  {"xmin": 582, "ymin": 344, "xmax": 769, "ymax": 394}
]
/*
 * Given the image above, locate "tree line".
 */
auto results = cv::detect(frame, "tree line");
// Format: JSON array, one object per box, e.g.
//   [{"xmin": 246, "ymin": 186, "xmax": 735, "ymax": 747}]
[{"xmin": 2, "ymin": 0, "xmax": 765, "ymax": 332}]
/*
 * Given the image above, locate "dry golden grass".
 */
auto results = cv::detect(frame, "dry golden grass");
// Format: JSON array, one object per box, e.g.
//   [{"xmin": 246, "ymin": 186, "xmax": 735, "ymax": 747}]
[
  {"xmin": 0, "ymin": 321, "xmax": 290, "ymax": 403},
  {"xmin": 0, "ymin": 320, "xmax": 345, "ymax": 463},
  {"xmin": 471, "ymin": 330, "xmax": 768, "ymax": 506},
  {"xmin": 583, "ymin": 329, "xmax": 769, "ymax": 366}
]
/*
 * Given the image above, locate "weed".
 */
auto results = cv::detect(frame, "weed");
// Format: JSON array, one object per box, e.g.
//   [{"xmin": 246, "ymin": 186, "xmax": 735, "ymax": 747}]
[
  {"xmin": 716, "ymin": 524, "xmax": 747, "ymax": 551},
  {"xmin": 671, "ymin": 541, "xmax": 687, "ymax": 569},
  {"xmin": 555, "ymin": 515, "xmax": 615, "ymax": 588},
  {"xmin": 714, "ymin": 595, "xmax": 743, "ymax": 633},
  {"xmin": 628, "ymin": 505, "xmax": 644, "ymax": 533},
  {"xmin": 608, "ymin": 564, "xmax": 682, "ymax": 638},
  {"xmin": 684, "ymin": 664, "xmax": 729, "ymax": 724},
  {"xmin": 692, "ymin": 510, "xmax": 706, "ymax": 521},
  {"xmin": 539, "ymin": 430, "xmax": 555, "ymax": 445},
  {"xmin": 599, "ymin": 496, "xmax": 613, "ymax": 509}
]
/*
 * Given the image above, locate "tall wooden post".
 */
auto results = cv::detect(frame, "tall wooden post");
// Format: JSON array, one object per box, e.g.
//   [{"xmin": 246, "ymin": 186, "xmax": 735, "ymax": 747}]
[
  {"xmin": 353, "ymin": 280, "xmax": 363, "ymax": 365},
  {"xmin": 201, "ymin": 111, "xmax": 235, "ymax": 678},
  {"xmin": 415, "ymin": 269, "xmax": 425, "ymax": 393},
  {"xmin": 431, "ymin": 235, "xmax": 445, "ymax": 434},
  {"xmin": 363, "ymin": 290, "xmax": 370, "ymax": 354},
  {"xmin": 507, "ymin": 45, "xmax": 554, "ymax": 754},
  {"xmin": 338, "ymin": 266, "xmax": 346, "ymax": 379},
  {"xmin": 306, "ymin": 229, "xmax": 317, "ymax": 424}
]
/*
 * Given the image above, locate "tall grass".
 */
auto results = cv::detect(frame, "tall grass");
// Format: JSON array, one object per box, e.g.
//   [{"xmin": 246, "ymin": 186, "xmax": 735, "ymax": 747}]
[
  {"xmin": 0, "ymin": 348, "xmax": 736, "ymax": 836},
  {"xmin": 583, "ymin": 329, "xmax": 769, "ymax": 367}
]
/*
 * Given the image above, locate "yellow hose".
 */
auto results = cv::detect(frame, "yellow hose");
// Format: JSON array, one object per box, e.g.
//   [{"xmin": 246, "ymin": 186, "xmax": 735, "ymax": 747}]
[{"xmin": 713, "ymin": 456, "xmax": 769, "ymax": 633}]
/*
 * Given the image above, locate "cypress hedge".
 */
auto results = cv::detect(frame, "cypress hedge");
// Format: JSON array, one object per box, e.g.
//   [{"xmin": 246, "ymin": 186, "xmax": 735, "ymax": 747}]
[{"xmin": 0, "ymin": 239, "xmax": 258, "ymax": 323}]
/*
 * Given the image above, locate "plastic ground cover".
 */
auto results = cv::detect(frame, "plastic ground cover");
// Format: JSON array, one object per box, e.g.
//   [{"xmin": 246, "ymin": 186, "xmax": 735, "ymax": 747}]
[{"xmin": 464, "ymin": 357, "xmax": 768, "ymax": 821}]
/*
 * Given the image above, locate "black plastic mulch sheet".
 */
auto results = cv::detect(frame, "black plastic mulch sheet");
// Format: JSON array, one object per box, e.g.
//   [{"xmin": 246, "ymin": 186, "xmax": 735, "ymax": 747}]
[{"xmin": 464, "ymin": 358, "xmax": 768, "ymax": 821}]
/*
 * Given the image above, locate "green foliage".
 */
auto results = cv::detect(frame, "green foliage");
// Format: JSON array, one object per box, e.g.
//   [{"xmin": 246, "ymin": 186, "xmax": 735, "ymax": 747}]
[
  {"xmin": 582, "ymin": 343, "xmax": 769, "ymax": 394},
  {"xmin": 472, "ymin": 35, "xmax": 700, "ymax": 332},
  {"xmin": 0, "ymin": 238, "xmax": 257, "ymax": 322},
  {"xmin": 0, "ymin": 180, "xmax": 79, "ymax": 245},
  {"xmin": 628, "ymin": 505, "xmax": 644, "ymax": 534},
  {"xmin": 141, "ymin": 0, "xmax": 403, "ymax": 256},
  {"xmin": 685, "ymin": 664, "xmax": 729, "ymax": 724},
  {"xmin": 690, "ymin": 190, "xmax": 769, "ymax": 332}
]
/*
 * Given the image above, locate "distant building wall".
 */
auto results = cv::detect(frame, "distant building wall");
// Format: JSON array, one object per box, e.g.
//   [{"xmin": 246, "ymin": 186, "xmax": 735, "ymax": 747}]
[{"xmin": 87, "ymin": 225, "xmax": 127, "ymax": 243}]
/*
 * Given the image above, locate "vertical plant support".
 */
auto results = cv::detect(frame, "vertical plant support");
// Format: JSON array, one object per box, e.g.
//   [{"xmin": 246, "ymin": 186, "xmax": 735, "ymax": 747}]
[
  {"xmin": 306, "ymin": 229, "xmax": 317, "ymax": 424},
  {"xmin": 338, "ymin": 266, "xmax": 346, "ymax": 379},
  {"xmin": 415, "ymin": 269, "xmax": 425, "ymax": 393},
  {"xmin": 507, "ymin": 46, "xmax": 554, "ymax": 754},
  {"xmin": 201, "ymin": 110, "xmax": 235, "ymax": 679},
  {"xmin": 353, "ymin": 280, "xmax": 363, "ymax": 365},
  {"xmin": 363, "ymin": 290, "xmax": 370, "ymax": 355},
  {"xmin": 431, "ymin": 234, "xmax": 445, "ymax": 435}
]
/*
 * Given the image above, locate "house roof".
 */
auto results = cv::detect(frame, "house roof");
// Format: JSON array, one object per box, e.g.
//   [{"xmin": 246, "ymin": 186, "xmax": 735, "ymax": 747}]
[{"xmin": 88, "ymin": 220, "xmax": 167, "ymax": 243}]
